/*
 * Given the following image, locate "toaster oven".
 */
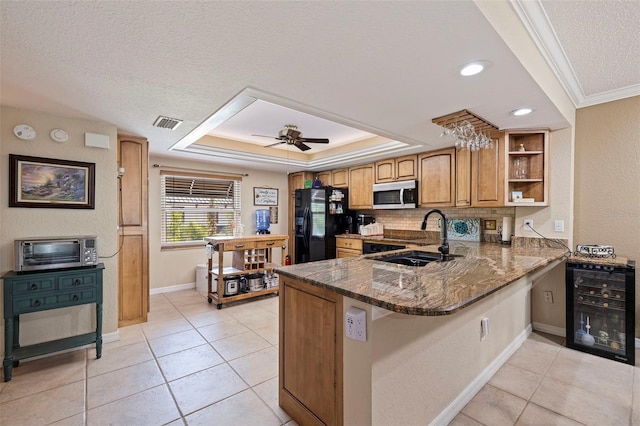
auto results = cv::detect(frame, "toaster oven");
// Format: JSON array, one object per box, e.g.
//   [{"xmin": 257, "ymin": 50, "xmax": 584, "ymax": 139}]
[{"xmin": 14, "ymin": 236, "xmax": 98, "ymax": 272}]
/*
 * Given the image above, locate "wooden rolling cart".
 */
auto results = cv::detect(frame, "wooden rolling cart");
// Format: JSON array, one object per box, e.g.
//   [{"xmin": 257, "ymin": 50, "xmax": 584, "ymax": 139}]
[{"xmin": 204, "ymin": 235, "xmax": 288, "ymax": 309}]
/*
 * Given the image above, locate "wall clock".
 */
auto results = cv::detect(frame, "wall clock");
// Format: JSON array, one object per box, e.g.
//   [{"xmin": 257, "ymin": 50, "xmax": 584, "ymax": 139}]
[
  {"xmin": 50, "ymin": 128, "xmax": 69, "ymax": 143},
  {"xmin": 13, "ymin": 124, "xmax": 37, "ymax": 140}
]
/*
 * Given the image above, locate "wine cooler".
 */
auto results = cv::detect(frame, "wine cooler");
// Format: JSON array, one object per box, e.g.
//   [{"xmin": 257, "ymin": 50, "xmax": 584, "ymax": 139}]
[{"xmin": 566, "ymin": 260, "xmax": 635, "ymax": 365}]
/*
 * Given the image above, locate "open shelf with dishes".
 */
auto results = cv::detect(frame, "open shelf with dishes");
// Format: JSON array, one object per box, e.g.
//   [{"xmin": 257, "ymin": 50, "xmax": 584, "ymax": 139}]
[{"xmin": 504, "ymin": 130, "xmax": 549, "ymax": 206}]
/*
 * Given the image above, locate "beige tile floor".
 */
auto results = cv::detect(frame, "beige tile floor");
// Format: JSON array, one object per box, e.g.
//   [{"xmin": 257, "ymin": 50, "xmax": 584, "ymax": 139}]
[{"xmin": 0, "ymin": 288, "xmax": 637, "ymax": 425}]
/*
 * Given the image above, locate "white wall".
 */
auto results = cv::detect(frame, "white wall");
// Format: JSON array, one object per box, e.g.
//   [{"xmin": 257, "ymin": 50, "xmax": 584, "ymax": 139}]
[
  {"xmin": 1, "ymin": 106, "xmax": 118, "ymax": 353},
  {"xmin": 148, "ymin": 155, "xmax": 289, "ymax": 290}
]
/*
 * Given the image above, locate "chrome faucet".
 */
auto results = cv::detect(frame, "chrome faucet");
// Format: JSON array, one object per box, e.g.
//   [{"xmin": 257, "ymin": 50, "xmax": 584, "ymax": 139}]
[{"xmin": 421, "ymin": 209, "xmax": 450, "ymax": 260}]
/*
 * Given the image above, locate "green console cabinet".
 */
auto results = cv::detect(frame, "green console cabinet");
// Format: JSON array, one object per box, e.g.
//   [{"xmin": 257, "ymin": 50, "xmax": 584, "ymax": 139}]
[{"xmin": 3, "ymin": 264, "xmax": 104, "ymax": 381}]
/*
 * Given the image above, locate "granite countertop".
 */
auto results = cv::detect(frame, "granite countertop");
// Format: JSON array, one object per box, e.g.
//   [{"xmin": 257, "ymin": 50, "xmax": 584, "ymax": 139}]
[
  {"xmin": 336, "ymin": 233, "xmax": 440, "ymax": 246},
  {"xmin": 276, "ymin": 242, "xmax": 568, "ymax": 316}
]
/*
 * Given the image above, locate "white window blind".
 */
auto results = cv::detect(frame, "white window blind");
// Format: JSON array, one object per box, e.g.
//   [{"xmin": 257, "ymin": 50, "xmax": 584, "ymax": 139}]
[{"xmin": 161, "ymin": 172, "xmax": 241, "ymax": 245}]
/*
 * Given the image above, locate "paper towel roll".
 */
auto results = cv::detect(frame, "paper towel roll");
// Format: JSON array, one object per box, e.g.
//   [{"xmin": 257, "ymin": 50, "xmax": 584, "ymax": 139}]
[{"xmin": 502, "ymin": 217, "xmax": 511, "ymax": 242}]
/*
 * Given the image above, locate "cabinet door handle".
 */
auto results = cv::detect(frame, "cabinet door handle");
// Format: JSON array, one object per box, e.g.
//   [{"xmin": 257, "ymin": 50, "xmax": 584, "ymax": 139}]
[
  {"xmin": 30, "ymin": 283, "xmax": 38, "ymax": 290},
  {"xmin": 72, "ymin": 295, "xmax": 80, "ymax": 301},
  {"xmin": 73, "ymin": 279, "xmax": 81, "ymax": 286},
  {"xmin": 235, "ymin": 244, "xmax": 245, "ymax": 249},
  {"xmin": 33, "ymin": 299, "xmax": 41, "ymax": 307},
  {"xmin": 266, "ymin": 242, "xmax": 274, "ymax": 246}
]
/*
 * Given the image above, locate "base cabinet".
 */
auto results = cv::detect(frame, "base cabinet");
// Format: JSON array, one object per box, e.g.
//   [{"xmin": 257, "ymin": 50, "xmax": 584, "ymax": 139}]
[
  {"xmin": 336, "ymin": 237, "xmax": 362, "ymax": 258},
  {"xmin": 280, "ymin": 276, "xmax": 343, "ymax": 426}
]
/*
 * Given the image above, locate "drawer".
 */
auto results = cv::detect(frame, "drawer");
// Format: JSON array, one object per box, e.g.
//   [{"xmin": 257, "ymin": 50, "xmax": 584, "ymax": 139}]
[
  {"xmin": 13, "ymin": 288, "xmax": 97, "ymax": 314},
  {"xmin": 223, "ymin": 241, "xmax": 255, "ymax": 251},
  {"xmin": 336, "ymin": 238, "xmax": 363, "ymax": 251},
  {"xmin": 11, "ymin": 277, "xmax": 57, "ymax": 295},
  {"xmin": 59, "ymin": 271, "xmax": 99, "ymax": 289},
  {"xmin": 255, "ymin": 239, "xmax": 286, "ymax": 249}
]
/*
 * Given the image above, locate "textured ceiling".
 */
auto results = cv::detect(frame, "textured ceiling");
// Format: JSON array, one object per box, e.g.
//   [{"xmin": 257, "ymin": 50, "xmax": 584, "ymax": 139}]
[
  {"xmin": 1, "ymin": 1, "xmax": 638, "ymax": 172},
  {"xmin": 540, "ymin": 0, "xmax": 640, "ymax": 97}
]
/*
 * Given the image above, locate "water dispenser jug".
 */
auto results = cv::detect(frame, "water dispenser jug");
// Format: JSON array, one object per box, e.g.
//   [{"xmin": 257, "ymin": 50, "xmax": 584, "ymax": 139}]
[{"xmin": 256, "ymin": 209, "xmax": 270, "ymax": 234}]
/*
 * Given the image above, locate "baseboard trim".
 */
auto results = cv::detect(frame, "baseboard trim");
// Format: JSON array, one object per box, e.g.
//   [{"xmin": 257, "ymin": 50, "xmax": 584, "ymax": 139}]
[
  {"xmin": 431, "ymin": 324, "xmax": 533, "ymax": 426},
  {"xmin": 532, "ymin": 322, "xmax": 566, "ymax": 337},
  {"xmin": 149, "ymin": 282, "xmax": 195, "ymax": 295}
]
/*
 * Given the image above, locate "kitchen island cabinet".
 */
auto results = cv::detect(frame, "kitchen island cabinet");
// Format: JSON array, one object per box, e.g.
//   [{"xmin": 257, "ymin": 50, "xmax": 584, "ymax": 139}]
[{"xmin": 277, "ymin": 243, "xmax": 565, "ymax": 424}]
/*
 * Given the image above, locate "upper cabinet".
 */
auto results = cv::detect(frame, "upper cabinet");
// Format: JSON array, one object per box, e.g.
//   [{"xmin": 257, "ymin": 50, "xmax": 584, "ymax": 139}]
[
  {"xmin": 455, "ymin": 148, "xmax": 471, "ymax": 207},
  {"xmin": 331, "ymin": 168, "xmax": 349, "ymax": 188},
  {"xmin": 471, "ymin": 135, "xmax": 505, "ymax": 207},
  {"xmin": 348, "ymin": 163, "xmax": 374, "ymax": 209},
  {"xmin": 375, "ymin": 155, "xmax": 418, "ymax": 183},
  {"xmin": 418, "ymin": 148, "xmax": 456, "ymax": 207},
  {"xmin": 315, "ymin": 170, "xmax": 332, "ymax": 187},
  {"xmin": 504, "ymin": 130, "xmax": 549, "ymax": 206}
]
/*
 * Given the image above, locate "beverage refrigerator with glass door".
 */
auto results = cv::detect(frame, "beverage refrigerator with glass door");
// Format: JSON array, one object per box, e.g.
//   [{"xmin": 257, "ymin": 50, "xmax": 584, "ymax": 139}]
[
  {"xmin": 566, "ymin": 260, "xmax": 635, "ymax": 365},
  {"xmin": 294, "ymin": 188, "xmax": 351, "ymax": 264}
]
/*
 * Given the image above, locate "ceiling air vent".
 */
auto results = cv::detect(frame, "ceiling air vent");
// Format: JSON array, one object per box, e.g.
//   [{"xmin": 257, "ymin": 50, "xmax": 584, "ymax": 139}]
[{"xmin": 153, "ymin": 116, "xmax": 183, "ymax": 130}]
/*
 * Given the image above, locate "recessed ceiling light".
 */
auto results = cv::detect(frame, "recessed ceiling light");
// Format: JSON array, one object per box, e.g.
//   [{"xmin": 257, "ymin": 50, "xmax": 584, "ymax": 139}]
[
  {"xmin": 460, "ymin": 61, "xmax": 490, "ymax": 76},
  {"xmin": 511, "ymin": 108, "xmax": 533, "ymax": 116}
]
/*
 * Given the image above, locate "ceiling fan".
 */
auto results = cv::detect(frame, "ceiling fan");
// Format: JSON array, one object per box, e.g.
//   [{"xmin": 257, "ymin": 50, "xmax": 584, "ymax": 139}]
[{"xmin": 253, "ymin": 124, "xmax": 330, "ymax": 151}]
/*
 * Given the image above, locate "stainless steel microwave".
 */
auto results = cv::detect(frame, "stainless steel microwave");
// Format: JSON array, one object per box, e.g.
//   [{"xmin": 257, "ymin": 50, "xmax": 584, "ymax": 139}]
[
  {"xmin": 14, "ymin": 236, "xmax": 98, "ymax": 272},
  {"xmin": 372, "ymin": 180, "xmax": 418, "ymax": 209}
]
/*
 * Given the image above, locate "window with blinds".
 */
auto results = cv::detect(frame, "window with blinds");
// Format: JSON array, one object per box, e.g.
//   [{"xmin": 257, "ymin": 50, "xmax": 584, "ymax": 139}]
[{"xmin": 161, "ymin": 172, "xmax": 241, "ymax": 245}]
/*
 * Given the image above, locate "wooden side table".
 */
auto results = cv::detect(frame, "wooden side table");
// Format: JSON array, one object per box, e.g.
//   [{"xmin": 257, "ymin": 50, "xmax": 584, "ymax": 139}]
[{"xmin": 2, "ymin": 264, "xmax": 104, "ymax": 381}]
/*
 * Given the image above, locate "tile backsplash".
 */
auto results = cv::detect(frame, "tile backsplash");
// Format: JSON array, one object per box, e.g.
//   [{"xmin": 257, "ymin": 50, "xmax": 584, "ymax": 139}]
[{"xmin": 359, "ymin": 207, "xmax": 516, "ymax": 243}]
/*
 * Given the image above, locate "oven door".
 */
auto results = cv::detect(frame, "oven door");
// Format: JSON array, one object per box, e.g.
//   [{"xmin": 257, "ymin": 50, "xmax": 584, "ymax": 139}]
[{"xmin": 17, "ymin": 239, "xmax": 82, "ymax": 271}]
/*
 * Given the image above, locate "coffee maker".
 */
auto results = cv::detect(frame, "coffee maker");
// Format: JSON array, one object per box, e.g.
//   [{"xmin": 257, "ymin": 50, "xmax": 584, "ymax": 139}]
[{"xmin": 357, "ymin": 214, "xmax": 376, "ymax": 234}]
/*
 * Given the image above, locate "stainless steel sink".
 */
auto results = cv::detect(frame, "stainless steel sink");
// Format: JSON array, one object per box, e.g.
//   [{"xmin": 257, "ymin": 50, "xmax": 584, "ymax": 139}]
[{"xmin": 373, "ymin": 251, "xmax": 461, "ymax": 267}]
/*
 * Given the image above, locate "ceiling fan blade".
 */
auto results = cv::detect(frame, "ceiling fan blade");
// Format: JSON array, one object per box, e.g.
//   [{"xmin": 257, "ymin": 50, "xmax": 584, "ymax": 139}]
[
  {"xmin": 294, "ymin": 141, "xmax": 312, "ymax": 151},
  {"xmin": 264, "ymin": 141, "xmax": 285, "ymax": 148},
  {"xmin": 299, "ymin": 138, "xmax": 330, "ymax": 144}
]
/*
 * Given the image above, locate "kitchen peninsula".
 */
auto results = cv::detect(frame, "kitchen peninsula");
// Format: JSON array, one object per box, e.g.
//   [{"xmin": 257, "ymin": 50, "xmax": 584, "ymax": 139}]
[{"xmin": 276, "ymin": 242, "xmax": 566, "ymax": 425}]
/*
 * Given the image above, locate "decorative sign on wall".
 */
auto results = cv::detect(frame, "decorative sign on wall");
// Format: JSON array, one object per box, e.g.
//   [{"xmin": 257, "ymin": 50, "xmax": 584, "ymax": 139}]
[
  {"xmin": 254, "ymin": 187, "xmax": 278, "ymax": 206},
  {"xmin": 269, "ymin": 206, "xmax": 278, "ymax": 224}
]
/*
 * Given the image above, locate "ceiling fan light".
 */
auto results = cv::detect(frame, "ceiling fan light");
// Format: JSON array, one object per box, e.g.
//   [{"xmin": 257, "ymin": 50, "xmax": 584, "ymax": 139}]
[
  {"xmin": 460, "ymin": 61, "xmax": 490, "ymax": 77},
  {"xmin": 511, "ymin": 107, "xmax": 533, "ymax": 116}
]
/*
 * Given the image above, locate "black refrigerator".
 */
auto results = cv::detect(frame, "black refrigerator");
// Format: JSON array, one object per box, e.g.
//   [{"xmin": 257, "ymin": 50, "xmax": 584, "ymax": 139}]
[
  {"xmin": 294, "ymin": 188, "xmax": 352, "ymax": 263},
  {"xmin": 566, "ymin": 259, "xmax": 635, "ymax": 365}
]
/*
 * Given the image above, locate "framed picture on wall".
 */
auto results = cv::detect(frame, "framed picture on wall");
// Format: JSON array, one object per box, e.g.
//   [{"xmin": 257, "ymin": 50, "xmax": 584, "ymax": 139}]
[
  {"xmin": 253, "ymin": 187, "xmax": 278, "ymax": 206},
  {"xmin": 9, "ymin": 154, "xmax": 96, "ymax": 209}
]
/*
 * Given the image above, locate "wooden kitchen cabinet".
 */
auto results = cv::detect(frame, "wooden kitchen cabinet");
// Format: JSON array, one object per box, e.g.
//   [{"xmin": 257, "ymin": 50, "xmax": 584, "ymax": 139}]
[
  {"xmin": 418, "ymin": 148, "xmax": 456, "ymax": 207},
  {"xmin": 280, "ymin": 275, "xmax": 343, "ymax": 426},
  {"xmin": 331, "ymin": 168, "xmax": 349, "ymax": 188},
  {"xmin": 375, "ymin": 154, "xmax": 418, "ymax": 183},
  {"xmin": 117, "ymin": 135, "xmax": 149, "ymax": 327},
  {"xmin": 288, "ymin": 172, "xmax": 313, "ymax": 264},
  {"xmin": 504, "ymin": 130, "xmax": 549, "ymax": 206},
  {"xmin": 348, "ymin": 164, "xmax": 374, "ymax": 209},
  {"xmin": 335, "ymin": 237, "xmax": 362, "ymax": 258},
  {"xmin": 455, "ymin": 147, "xmax": 471, "ymax": 207},
  {"xmin": 471, "ymin": 134, "xmax": 505, "ymax": 207},
  {"xmin": 315, "ymin": 170, "xmax": 332, "ymax": 187}
]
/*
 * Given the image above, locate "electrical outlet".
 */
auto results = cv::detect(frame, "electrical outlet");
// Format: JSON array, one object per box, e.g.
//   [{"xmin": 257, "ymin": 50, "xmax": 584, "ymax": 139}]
[
  {"xmin": 523, "ymin": 219, "xmax": 533, "ymax": 231},
  {"xmin": 480, "ymin": 317, "xmax": 490, "ymax": 341},
  {"xmin": 554, "ymin": 220, "xmax": 564, "ymax": 232},
  {"xmin": 346, "ymin": 307, "xmax": 366, "ymax": 342},
  {"xmin": 543, "ymin": 291, "xmax": 554, "ymax": 304}
]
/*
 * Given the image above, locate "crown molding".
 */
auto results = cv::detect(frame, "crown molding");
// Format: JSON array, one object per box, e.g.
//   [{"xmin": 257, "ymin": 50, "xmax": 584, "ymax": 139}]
[{"xmin": 511, "ymin": 0, "xmax": 640, "ymax": 108}]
